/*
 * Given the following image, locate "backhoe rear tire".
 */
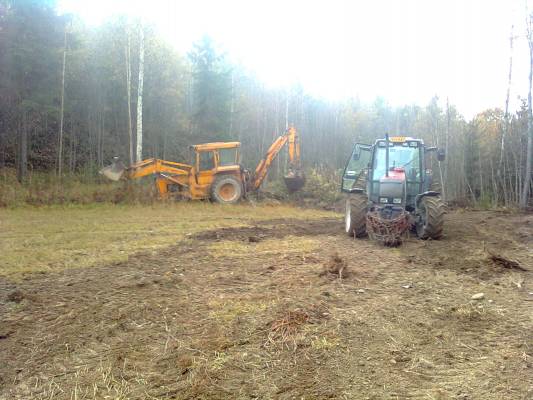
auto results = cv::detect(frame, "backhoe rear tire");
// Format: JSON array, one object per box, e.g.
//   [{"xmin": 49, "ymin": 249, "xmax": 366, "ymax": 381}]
[
  {"xmin": 416, "ymin": 196, "xmax": 445, "ymax": 240},
  {"xmin": 345, "ymin": 195, "xmax": 367, "ymax": 238},
  {"xmin": 211, "ymin": 175, "xmax": 243, "ymax": 204}
]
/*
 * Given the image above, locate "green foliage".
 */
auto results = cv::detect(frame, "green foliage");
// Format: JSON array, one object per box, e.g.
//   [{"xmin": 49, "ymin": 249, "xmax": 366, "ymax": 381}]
[
  {"xmin": 0, "ymin": 3, "xmax": 531, "ymax": 208},
  {"xmin": 188, "ymin": 36, "xmax": 231, "ymax": 141},
  {"xmin": 0, "ymin": 169, "xmax": 155, "ymax": 207},
  {"xmin": 300, "ymin": 169, "xmax": 344, "ymax": 205}
]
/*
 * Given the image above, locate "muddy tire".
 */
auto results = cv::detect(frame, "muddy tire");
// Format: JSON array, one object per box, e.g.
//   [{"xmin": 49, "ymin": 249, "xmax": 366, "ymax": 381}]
[
  {"xmin": 345, "ymin": 195, "xmax": 367, "ymax": 238},
  {"xmin": 210, "ymin": 175, "xmax": 243, "ymax": 204},
  {"xmin": 416, "ymin": 196, "xmax": 444, "ymax": 240}
]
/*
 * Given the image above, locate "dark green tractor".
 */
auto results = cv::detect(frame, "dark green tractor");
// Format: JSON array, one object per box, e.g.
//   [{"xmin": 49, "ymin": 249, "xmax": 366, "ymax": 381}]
[{"xmin": 341, "ymin": 135, "xmax": 445, "ymax": 244}]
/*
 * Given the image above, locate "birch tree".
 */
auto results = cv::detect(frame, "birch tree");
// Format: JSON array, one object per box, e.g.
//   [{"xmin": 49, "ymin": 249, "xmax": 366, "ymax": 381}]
[
  {"xmin": 521, "ymin": 13, "xmax": 533, "ymax": 209},
  {"xmin": 125, "ymin": 23, "xmax": 133, "ymax": 165},
  {"xmin": 136, "ymin": 23, "xmax": 144, "ymax": 163},
  {"xmin": 58, "ymin": 23, "xmax": 67, "ymax": 177}
]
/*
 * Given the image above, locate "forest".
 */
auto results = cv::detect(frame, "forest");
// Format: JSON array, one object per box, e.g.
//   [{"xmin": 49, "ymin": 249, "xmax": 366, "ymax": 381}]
[{"xmin": 0, "ymin": 0, "xmax": 532, "ymax": 208}]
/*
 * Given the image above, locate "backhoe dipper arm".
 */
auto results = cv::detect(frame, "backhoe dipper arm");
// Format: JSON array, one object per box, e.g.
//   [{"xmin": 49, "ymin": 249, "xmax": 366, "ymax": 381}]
[{"xmin": 252, "ymin": 127, "xmax": 301, "ymax": 191}]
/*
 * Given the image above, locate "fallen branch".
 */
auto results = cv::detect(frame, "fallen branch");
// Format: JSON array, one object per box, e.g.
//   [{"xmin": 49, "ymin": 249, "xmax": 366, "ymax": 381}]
[{"xmin": 485, "ymin": 248, "xmax": 529, "ymax": 271}]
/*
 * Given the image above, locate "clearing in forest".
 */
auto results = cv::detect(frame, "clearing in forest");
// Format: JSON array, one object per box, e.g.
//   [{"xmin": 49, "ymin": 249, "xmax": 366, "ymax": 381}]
[{"xmin": 0, "ymin": 204, "xmax": 532, "ymax": 399}]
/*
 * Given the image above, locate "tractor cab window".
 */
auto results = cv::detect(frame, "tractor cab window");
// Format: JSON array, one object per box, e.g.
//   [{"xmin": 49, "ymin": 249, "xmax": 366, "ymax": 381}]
[
  {"xmin": 342, "ymin": 143, "xmax": 371, "ymax": 192},
  {"xmin": 372, "ymin": 143, "xmax": 420, "ymax": 182},
  {"xmin": 199, "ymin": 151, "xmax": 215, "ymax": 171},
  {"xmin": 218, "ymin": 148, "xmax": 238, "ymax": 166}
]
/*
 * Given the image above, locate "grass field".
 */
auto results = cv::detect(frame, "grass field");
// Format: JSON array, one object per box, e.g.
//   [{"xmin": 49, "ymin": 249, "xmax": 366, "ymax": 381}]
[
  {"xmin": 1, "ymin": 205, "xmax": 532, "ymax": 399},
  {"xmin": 0, "ymin": 203, "xmax": 334, "ymax": 277}
]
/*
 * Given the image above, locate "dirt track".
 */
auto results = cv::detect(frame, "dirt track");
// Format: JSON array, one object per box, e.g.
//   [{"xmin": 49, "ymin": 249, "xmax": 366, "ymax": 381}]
[{"xmin": 1, "ymin": 210, "xmax": 532, "ymax": 399}]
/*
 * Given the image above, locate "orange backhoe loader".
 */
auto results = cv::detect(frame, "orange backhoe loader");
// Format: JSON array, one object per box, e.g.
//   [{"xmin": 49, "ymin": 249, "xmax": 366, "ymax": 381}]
[{"xmin": 100, "ymin": 127, "xmax": 305, "ymax": 204}]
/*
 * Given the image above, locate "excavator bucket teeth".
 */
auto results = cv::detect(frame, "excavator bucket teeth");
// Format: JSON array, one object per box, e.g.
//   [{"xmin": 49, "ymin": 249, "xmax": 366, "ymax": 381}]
[
  {"xmin": 99, "ymin": 160, "xmax": 126, "ymax": 181},
  {"xmin": 284, "ymin": 171, "xmax": 305, "ymax": 193}
]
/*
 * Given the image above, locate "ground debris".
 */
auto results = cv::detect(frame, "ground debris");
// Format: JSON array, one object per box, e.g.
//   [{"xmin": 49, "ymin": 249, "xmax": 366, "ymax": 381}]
[
  {"xmin": 6, "ymin": 289, "xmax": 24, "ymax": 303},
  {"xmin": 320, "ymin": 253, "xmax": 348, "ymax": 279},
  {"xmin": 267, "ymin": 302, "xmax": 329, "ymax": 346},
  {"xmin": 268, "ymin": 309, "xmax": 309, "ymax": 343},
  {"xmin": 487, "ymin": 251, "xmax": 528, "ymax": 271}
]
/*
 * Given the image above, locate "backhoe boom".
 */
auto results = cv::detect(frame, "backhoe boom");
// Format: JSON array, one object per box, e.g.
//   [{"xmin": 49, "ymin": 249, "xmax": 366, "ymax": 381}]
[{"xmin": 252, "ymin": 127, "xmax": 303, "ymax": 191}]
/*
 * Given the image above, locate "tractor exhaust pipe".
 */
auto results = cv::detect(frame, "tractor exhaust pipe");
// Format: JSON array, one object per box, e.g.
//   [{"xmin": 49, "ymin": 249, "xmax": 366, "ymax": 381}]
[{"xmin": 385, "ymin": 133, "xmax": 390, "ymax": 177}]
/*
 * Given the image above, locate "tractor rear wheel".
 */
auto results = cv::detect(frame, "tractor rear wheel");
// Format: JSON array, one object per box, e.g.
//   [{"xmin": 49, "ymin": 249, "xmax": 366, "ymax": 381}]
[
  {"xmin": 211, "ymin": 175, "xmax": 243, "ymax": 204},
  {"xmin": 416, "ymin": 196, "xmax": 445, "ymax": 239},
  {"xmin": 345, "ymin": 194, "xmax": 367, "ymax": 238}
]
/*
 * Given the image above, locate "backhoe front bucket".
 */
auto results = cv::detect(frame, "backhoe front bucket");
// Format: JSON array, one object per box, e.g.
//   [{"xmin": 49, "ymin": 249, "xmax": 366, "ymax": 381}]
[
  {"xmin": 284, "ymin": 169, "xmax": 305, "ymax": 193},
  {"xmin": 99, "ymin": 159, "xmax": 126, "ymax": 181}
]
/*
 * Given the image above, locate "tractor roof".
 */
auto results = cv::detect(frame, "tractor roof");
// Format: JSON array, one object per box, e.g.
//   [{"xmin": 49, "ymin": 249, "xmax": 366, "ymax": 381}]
[
  {"xmin": 376, "ymin": 136, "xmax": 424, "ymax": 144},
  {"xmin": 191, "ymin": 142, "xmax": 241, "ymax": 151}
]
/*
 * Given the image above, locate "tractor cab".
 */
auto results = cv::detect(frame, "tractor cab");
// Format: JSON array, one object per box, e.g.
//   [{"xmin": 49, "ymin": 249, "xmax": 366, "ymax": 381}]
[{"xmin": 342, "ymin": 135, "xmax": 446, "ymax": 244}]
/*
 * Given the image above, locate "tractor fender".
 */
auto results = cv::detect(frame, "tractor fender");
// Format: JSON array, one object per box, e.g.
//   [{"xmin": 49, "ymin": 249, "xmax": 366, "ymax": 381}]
[{"xmin": 415, "ymin": 191, "xmax": 440, "ymax": 206}]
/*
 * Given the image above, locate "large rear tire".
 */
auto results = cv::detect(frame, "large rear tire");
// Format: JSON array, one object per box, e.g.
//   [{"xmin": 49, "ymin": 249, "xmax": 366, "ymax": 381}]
[
  {"xmin": 416, "ymin": 196, "xmax": 444, "ymax": 239},
  {"xmin": 210, "ymin": 175, "xmax": 243, "ymax": 204},
  {"xmin": 345, "ymin": 195, "xmax": 367, "ymax": 238}
]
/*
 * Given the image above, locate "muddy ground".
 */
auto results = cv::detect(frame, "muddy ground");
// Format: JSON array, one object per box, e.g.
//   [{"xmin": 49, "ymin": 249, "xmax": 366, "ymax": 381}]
[{"xmin": 1, "ymin": 210, "xmax": 532, "ymax": 399}]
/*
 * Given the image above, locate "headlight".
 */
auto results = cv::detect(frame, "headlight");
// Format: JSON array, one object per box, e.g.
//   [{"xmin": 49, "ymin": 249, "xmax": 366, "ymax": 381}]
[
  {"xmin": 379, "ymin": 197, "xmax": 388, "ymax": 203},
  {"xmin": 393, "ymin": 198, "xmax": 402, "ymax": 204}
]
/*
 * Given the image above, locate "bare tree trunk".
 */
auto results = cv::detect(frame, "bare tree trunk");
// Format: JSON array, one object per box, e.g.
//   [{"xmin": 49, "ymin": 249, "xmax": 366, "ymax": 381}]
[
  {"xmin": 125, "ymin": 25, "xmax": 133, "ymax": 165},
  {"xmin": 521, "ymin": 14, "xmax": 533, "ymax": 209},
  {"xmin": 229, "ymin": 70, "xmax": 234, "ymax": 137},
  {"xmin": 500, "ymin": 25, "xmax": 514, "ymax": 206},
  {"xmin": 478, "ymin": 146, "xmax": 483, "ymax": 202},
  {"xmin": 17, "ymin": 114, "xmax": 27, "ymax": 183},
  {"xmin": 136, "ymin": 23, "xmax": 145, "ymax": 163},
  {"xmin": 58, "ymin": 25, "xmax": 67, "ymax": 177},
  {"xmin": 443, "ymin": 98, "xmax": 450, "ymax": 202},
  {"xmin": 285, "ymin": 89, "xmax": 289, "ymax": 130},
  {"xmin": 501, "ymin": 25, "xmax": 514, "ymax": 166}
]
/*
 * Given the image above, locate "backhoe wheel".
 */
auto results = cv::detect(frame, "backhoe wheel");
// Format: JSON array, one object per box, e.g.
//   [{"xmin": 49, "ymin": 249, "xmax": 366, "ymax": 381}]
[
  {"xmin": 416, "ymin": 196, "xmax": 445, "ymax": 240},
  {"xmin": 211, "ymin": 175, "xmax": 243, "ymax": 204},
  {"xmin": 345, "ymin": 195, "xmax": 367, "ymax": 238}
]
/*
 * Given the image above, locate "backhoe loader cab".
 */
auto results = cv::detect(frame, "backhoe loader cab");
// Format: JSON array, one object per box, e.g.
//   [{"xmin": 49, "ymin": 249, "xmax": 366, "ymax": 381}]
[
  {"xmin": 341, "ymin": 135, "xmax": 445, "ymax": 244},
  {"xmin": 187, "ymin": 142, "xmax": 244, "ymax": 203},
  {"xmin": 100, "ymin": 127, "xmax": 304, "ymax": 204}
]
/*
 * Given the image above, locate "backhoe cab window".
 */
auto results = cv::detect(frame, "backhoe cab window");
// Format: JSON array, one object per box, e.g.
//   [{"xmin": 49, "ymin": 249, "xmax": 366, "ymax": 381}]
[
  {"xmin": 218, "ymin": 148, "xmax": 238, "ymax": 166},
  {"xmin": 199, "ymin": 151, "xmax": 215, "ymax": 171},
  {"xmin": 372, "ymin": 144, "xmax": 420, "ymax": 181}
]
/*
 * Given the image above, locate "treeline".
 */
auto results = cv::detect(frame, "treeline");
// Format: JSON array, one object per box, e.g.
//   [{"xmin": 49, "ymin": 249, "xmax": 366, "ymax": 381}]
[{"xmin": 0, "ymin": 0, "xmax": 532, "ymax": 208}]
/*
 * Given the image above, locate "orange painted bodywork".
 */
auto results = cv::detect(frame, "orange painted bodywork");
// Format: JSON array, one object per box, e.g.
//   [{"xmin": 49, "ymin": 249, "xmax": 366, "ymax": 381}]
[{"xmin": 124, "ymin": 128, "xmax": 301, "ymax": 200}]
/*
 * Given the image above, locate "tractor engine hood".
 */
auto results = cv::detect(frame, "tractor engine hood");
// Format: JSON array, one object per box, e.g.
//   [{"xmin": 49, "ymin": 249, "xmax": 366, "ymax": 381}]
[{"xmin": 379, "ymin": 167, "xmax": 406, "ymax": 199}]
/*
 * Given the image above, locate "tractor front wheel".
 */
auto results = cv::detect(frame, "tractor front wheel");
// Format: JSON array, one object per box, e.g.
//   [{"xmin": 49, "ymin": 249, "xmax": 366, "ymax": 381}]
[
  {"xmin": 345, "ymin": 195, "xmax": 367, "ymax": 238},
  {"xmin": 211, "ymin": 175, "xmax": 243, "ymax": 204},
  {"xmin": 416, "ymin": 196, "xmax": 445, "ymax": 239}
]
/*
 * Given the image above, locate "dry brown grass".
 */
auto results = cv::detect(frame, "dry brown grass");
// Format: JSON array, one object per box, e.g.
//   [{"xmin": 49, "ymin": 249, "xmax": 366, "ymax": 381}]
[
  {"xmin": 0, "ymin": 202, "xmax": 334, "ymax": 277},
  {"xmin": 1, "ymin": 210, "xmax": 532, "ymax": 399}
]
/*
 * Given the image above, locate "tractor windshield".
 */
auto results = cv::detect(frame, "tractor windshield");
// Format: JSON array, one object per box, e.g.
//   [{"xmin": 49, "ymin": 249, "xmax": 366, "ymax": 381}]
[{"xmin": 372, "ymin": 144, "xmax": 420, "ymax": 181}]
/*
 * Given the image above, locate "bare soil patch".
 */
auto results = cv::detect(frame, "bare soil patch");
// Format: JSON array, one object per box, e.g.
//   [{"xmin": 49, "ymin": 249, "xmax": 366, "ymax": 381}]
[{"xmin": 1, "ymin": 210, "xmax": 532, "ymax": 399}]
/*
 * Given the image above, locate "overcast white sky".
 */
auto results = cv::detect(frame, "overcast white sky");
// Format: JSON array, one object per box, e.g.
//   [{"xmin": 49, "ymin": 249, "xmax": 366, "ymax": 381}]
[{"xmin": 59, "ymin": 0, "xmax": 532, "ymax": 118}]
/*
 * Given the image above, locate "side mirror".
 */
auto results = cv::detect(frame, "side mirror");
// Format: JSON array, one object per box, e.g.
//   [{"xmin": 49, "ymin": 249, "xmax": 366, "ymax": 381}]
[{"xmin": 437, "ymin": 149, "xmax": 445, "ymax": 162}]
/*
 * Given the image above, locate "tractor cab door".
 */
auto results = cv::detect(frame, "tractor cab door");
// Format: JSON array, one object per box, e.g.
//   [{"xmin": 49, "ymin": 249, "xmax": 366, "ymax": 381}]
[{"xmin": 341, "ymin": 143, "xmax": 372, "ymax": 193}]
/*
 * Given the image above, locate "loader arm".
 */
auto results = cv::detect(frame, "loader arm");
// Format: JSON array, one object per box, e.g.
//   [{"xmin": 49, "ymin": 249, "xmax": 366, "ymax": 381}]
[
  {"xmin": 127, "ymin": 158, "xmax": 191, "ymax": 180},
  {"xmin": 252, "ymin": 127, "xmax": 301, "ymax": 191}
]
